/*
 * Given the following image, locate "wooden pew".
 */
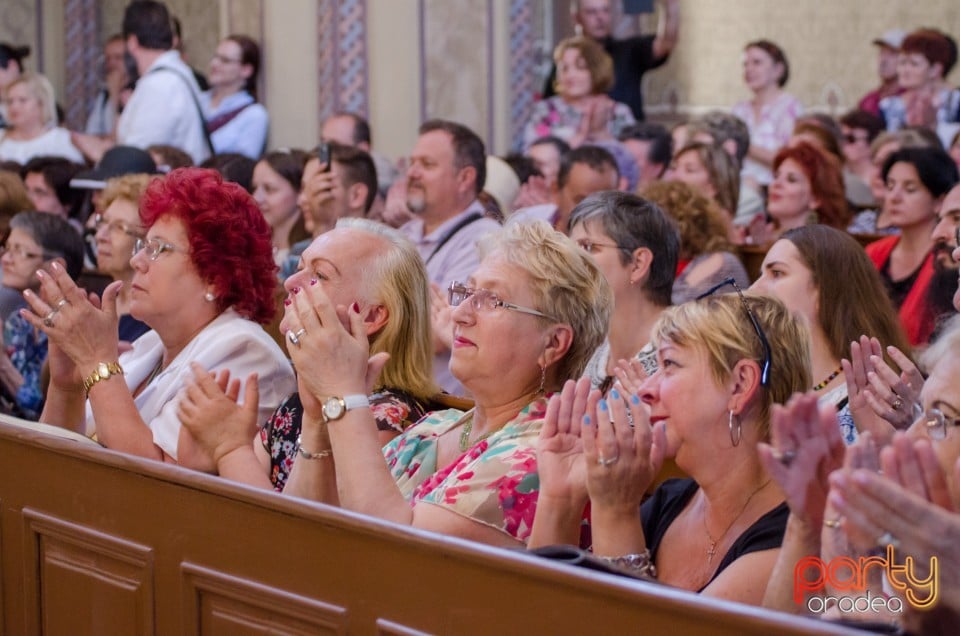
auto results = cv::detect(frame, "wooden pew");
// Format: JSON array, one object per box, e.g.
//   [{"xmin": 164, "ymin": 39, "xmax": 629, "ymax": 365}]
[{"xmin": 0, "ymin": 418, "xmax": 856, "ymax": 635}]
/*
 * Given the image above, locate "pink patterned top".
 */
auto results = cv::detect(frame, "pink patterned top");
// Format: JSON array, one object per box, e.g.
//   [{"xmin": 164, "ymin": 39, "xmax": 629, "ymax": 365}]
[
  {"xmin": 383, "ymin": 398, "xmax": 548, "ymax": 544},
  {"xmin": 522, "ymin": 96, "xmax": 636, "ymax": 150},
  {"xmin": 732, "ymin": 92, "xmax": 803, "ymax": 185}
]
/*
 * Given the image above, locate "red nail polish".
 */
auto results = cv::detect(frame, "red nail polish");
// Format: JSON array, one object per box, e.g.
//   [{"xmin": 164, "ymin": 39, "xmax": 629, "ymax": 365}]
[
  {"xmin": 351, "ymin": 302, "xmax": 360, "ymax": 313},
  {"xmin": 283, "ymin": 298, "xmax": 292, "ymax": 306},
  {"xmin": 309, "ymin": 278, "xmax": 318, "ymax": 286},
  {"xmin": 292, "ymin": 286, "xmax": 301, "ymax": 294}
]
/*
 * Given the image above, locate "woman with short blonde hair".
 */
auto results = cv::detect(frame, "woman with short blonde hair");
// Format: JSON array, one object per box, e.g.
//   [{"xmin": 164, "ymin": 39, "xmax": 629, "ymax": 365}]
[{"xmin": 0, "ymin": 72, "xmax": 84, "ymax": 164}]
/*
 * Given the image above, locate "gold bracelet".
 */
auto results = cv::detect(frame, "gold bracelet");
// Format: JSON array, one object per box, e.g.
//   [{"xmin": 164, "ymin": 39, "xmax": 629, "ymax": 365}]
[
  {"xmin": 295, "ymin": 433, "xmax": 333, "ymax": 460},
  {"xmin": 82, "ymin": 361, "xmax": 124, "ymax": 396}
]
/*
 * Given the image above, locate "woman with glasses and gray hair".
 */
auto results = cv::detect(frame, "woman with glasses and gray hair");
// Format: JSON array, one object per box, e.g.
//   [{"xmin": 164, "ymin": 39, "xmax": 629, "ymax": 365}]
[
  {"xmin": 568, "ymin": 191, "xmax": 679, "ymax": 394},
  {"xmin": 21, "ymin": 167, "xmax": 295, "ymax": 469},
  {"xmin": 271, "ymin": 220, "xmax": 610, "ymax": 547},
  {"xmin": 531, "ymin": 291, "xmax": 811, "ymax": 605},
  {"xmin": 0, "ymin": 211, "xmax": 84, "ymax": 419}
]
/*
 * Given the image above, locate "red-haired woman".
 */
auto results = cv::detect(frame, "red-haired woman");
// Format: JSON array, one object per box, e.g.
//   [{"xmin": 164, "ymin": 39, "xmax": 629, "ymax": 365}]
[
  {"xmin": 746, "ymin": 141, "xmax": 849, "ymax": 246},
  {"xmin": 24, "ymin": 167, "xmax": 296, "ymax": 469}
]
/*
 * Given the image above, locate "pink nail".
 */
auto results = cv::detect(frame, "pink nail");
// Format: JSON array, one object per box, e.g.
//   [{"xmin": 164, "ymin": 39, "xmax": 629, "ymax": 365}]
[
  {"xmin": 351, "ymin": 302, "xmax": 360, "ymax": 313},
  {"xmin": 283, "ymin": 298, "xmax": 292, "ymax": 306}
]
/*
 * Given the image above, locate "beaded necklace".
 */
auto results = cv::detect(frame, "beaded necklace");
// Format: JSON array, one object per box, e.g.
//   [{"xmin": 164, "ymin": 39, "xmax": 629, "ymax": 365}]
[{"xmin": 812, "ymin": 365, "xmax": 843, "ymax": 391}]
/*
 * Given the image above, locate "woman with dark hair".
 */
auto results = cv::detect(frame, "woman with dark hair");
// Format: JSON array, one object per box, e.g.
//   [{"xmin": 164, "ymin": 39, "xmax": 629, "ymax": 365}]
[
  {"xmin": 866, "ymin": 146, "xmax": 959, "ymax": 345},
  {"xmin": 522, "ymin": 36, "xmax": 635, "ymax": 150},
  {"xmin": 201, "ymin": 35, "xmax": 268, "ymax": 160},
  {"xmin": 252, "ymin": 149, "xmax": 311, "ymax": 267},
  {"xmin": 25, "ymin": 168, "xmax": 295, "ymax": 468},
  {"xmin": 748, "ymin": 141, "xmax": 849, "ymax": 245},
  {"xmin": 666, "ymin": 141, "xmax": 740, "ymax": 222},
  {"xmin": 752, "ymin": 225, "xmax": 913, "ymax": 444},
  {"xmin": 0, "ymin": 43, "xmax": 29, "ymax": 128},
  {"xmin": 732, "ymin": 40, "xmax": 803, "ymax": 190}
]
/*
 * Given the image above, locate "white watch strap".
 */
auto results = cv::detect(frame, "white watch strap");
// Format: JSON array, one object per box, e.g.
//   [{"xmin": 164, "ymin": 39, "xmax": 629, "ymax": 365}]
[{"xmin": 343, "ymin": 394, "xmax": 371, "ymax": 411}]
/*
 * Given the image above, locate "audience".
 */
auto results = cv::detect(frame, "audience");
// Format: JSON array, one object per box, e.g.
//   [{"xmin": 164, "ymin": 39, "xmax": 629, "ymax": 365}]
[
  {"xmin": 0, "ymin": 73, "xmax": 85, "ymax": 164},
  {"xmin": 839, "ymin": 109, "xmax": 886, "ymax": 205},
  {"xmin": 20, "ymin": 157, "xmax": 84, "ymax": 221},
  {"xmin": 0, "ymin": 43, "xmax": 29, "ymax": 129},
  {"xmin": 84, "ymin": 35, "xmax": 128, "ymax": 137},
  {"xmin": 732, "ymin": 40, "xmax": 803, "ymax": 190},
  {"xmin": 202, "ymin": 35, "xmax": 268, "ymax": 159},
  {"xmin": 858, "ymin": 29, "xmax": 905, "ymax": 118},
  {"xmin": 667, "ymin": 141, "xmax": 740, "ymax": 223},
  {"xmin": 618, "ymin": 122, "xmax": 672, "ymax": 189},
  {"xmin": 251, "ymin": 149, "xmax": 310, "ymax": 267},
  {"xmin": 32, "ymin": 168, "xmax": 295, "ymax": 469}
]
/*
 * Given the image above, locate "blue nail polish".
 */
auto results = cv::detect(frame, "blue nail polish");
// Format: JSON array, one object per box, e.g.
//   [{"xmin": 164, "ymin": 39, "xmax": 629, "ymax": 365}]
[
  {"xmin": 583, "ymin": 415, "xmax": 592, "ymax": 426},
  {"xmin": 630, "ymin": 394, "xmax": 640, "ymax": 405},
  {"xmin": 598, "ymin": 399, "xmax": 608, "ymax": 412},
  {"xmin": 610, "ymin": 388, "xmax": 620, "ymax": 400}
]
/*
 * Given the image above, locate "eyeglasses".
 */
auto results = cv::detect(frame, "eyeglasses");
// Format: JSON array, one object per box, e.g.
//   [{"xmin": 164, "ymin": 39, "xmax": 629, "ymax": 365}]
[
  {"xmin": 575, "ymin": 238, "xmax": 628, "ymax": 254},
  {"xmin": 695, "ymin": 277, "xmax": 772, "ymax": 387},
  {"xmin": 447, "ymin": 281, "xmax": 557, "ymax": 321},
  {"xmin": 93, "ymin": 214, "xmax": 145, "ymax": 240},
  {"xmin": 913, "ymin": 403, "xmax": 960, "ymax": 441},
  {"xmin": 0, "ymin": 242, "xmax": 48, "ymax": 261},
  {"xmin": 133, "ymin": 237, "xmax": 185, "ymax": 261}
]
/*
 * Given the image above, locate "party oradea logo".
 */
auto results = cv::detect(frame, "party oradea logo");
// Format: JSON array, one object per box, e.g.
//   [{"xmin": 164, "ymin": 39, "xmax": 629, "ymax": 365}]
[{"xmin": 794, "ymin": 545, "xmax": 939, "ymax": 614}]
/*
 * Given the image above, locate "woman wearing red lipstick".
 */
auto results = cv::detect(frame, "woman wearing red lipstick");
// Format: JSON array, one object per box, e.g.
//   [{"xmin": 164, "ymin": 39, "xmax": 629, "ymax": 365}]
[
  {"xmin": 275, "ymin": 220, "xmax": 610, "ymax": 547},
  {"xmin": 24, "ymin": 168, "xmax": 295, "ymax": 469},
  {"xmin": 531, "ymin": 293, "xmax": 811, "ymax": 605}
]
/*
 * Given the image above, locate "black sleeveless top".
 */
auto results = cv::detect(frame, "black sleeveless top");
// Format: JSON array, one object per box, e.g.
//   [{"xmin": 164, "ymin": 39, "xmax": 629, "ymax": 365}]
[{"xmin": 641, "ymin": 478, "xmax": 789, "ymax": 591}]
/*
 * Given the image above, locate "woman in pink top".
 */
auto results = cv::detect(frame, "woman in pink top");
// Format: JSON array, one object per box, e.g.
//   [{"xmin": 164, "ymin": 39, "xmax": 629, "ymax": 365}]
[{"xmin": 732, "ymin": 40, "xmax": 803, "ymax": 191}]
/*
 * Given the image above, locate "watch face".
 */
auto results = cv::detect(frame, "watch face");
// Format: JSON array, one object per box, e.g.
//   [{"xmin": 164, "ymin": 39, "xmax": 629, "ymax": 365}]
[{"xmin": 324, "ymin": 397, "xmax": 345, "ymax": 420}]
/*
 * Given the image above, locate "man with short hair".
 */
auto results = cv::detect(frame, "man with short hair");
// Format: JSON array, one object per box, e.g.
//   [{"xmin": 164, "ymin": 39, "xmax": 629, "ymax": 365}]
[
  {"xmin": 618, "ymin": 122, "xmax": 671, "ymax": 188},
  {"xmin": 73, "ymin": 0, "xmax": 210, "ymax": 164},
  {"xmin": 21, "ymin": 157, "xmax": 84, "ymax": 220},
  {"xmin": 512, "ymin": 144, "xmax": 619, "ymax": 235},
  {"xmin": 399, "ymin": 120, "xmax": 501, "ymax": 394},
  {"xmin": 929, "ymin": 184, "xmax": 960, "ymax": 322},
  {"xmin": 282, "ymin": 143, "xmax": 378, "ymax": 279},
  {"xmin": 543, "ymin": 0, "xmax": 680, "ymax": 121},
  {"xmin": 859, "ymin": 30, "xmax": 906, "ymax": 118},
  {"xmin": 321, "ymin": 111, "xmax": 396, "ymax": 210},
  {"xmin": 85, "ymin": 34, "xmax": 128, "ymax": 136}
]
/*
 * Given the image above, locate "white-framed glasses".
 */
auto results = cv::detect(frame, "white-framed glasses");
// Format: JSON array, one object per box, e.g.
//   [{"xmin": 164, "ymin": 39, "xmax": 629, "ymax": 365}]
[
  {"xmin": 133, "ymin": 237, "xmax": 184, "ymax": 261},
  {"xmin": 447, "ymin": 281, "xmax": 556, "ymax": 321}
]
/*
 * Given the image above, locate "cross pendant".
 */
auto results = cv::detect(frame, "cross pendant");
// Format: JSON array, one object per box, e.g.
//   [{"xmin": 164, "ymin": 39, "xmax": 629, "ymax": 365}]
[{"xmin": 706, "ymin": 541, "xmax": 716, "ymax": 563}]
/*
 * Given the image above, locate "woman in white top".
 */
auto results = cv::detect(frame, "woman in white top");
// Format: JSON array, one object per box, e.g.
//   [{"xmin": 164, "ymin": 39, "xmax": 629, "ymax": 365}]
[
  {"xmin": 0, "ymin": 73, "xmax": 84, "ymax": 165},
  {"xmin": 25, "ymin": 167, "xmax": 295, "ymax": 470},
  {"xmin": 201, "ymin": 35, "xmax": 268, "ymax": 160}
]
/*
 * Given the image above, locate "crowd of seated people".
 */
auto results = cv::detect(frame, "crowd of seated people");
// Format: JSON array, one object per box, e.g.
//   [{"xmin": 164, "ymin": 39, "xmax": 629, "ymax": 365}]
[{"xmin": 1, "ymin": 0, "xmax": 960, "ymax": 631}]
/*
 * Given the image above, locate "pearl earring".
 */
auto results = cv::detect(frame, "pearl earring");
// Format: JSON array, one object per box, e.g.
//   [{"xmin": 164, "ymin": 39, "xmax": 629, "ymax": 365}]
[{"xmin": 204, "ymin": 292, "xmax": 215, "ymax": 302}]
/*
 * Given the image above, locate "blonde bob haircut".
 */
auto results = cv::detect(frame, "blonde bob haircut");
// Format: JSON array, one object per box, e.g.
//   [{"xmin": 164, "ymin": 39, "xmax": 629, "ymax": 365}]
[
  {"xmin": 553, "ymin": 36, "xmax": 615, "ymax": 95},
  {"xmin": 335, "ymin": 217, "xmax": 439, "ymax": 401},
  {"xmin": 8, "ymin": 72, "xmax": 58, "ymax": 128},
  {"xmin": 478, "ymin": 219, "xmax": 611, "ymax": 385},
  {"xmin": 101, "ymin": 173, "xmax": 155, "ymax": 211},
  {"xmin": 652, "ymin": 293, "xmax": 811, "ymax": 438}
]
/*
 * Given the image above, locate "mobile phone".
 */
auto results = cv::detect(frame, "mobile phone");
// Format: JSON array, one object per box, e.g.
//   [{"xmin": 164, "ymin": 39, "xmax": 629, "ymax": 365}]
[
  {"xmin": 623, "ymin": 0, "xmax": 654, "ymax": 14},
  {"xmin": 317, "ymin": 142, "xmax": 331, "ymax": 172}
]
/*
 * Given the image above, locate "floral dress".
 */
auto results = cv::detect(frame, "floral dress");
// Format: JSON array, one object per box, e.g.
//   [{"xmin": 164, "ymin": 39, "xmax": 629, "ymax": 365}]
[
  {"xmin": 383, "ymin": 398, "xmax": 548, "ymax": 545},
  {"xmin": 1, "ymin": 312, "xmax": 47, "ymax": 419},
  {"xmin": 521, "ymin": 96, "xmax": 636, "ymax": 150},
  {"xmin": 261, "ymin": 387, "xmax": 429, "ymax": 491}
]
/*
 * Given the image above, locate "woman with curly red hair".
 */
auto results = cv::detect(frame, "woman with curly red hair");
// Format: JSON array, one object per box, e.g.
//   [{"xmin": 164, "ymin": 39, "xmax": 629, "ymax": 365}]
[
  {"xmin": 747, "ymin": 141, "xmax": 849, "ymax": 245},
  {"xmin": 24, "ymin": 167, "xmax": 295, "ymax": 469}
]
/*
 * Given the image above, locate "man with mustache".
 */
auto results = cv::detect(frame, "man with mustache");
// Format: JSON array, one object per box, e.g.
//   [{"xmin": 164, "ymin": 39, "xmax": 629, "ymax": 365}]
[
  {"xmin": 399, "ymin": 120, "xmax": 501, "ymax": 395},
  {"xmin": 929, "ymin": 184, "xmax": 960, "ymax": 323}
]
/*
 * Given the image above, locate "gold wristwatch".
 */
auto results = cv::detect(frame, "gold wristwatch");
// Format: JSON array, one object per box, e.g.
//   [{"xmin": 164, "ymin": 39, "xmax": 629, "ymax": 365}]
[
  {"xmin": 83, "ymin": 362, "xmax": 124, "ymax": 396},
  {"xmin": 321, "ymin": 394, "xmax": 370, "ymax": 422}
]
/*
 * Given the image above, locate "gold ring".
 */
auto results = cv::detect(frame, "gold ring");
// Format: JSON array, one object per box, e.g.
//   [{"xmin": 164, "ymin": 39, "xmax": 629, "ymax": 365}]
[{"xmin": 824, "ymin": 518, "xmax": 841, "ymax": 529}]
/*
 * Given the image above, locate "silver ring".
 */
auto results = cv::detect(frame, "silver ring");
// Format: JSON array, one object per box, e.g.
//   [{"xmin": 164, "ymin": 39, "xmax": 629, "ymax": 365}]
[
  {"xmin": 42, "ymin": 310, "xmax": 57, "ymax": 327},
  {"xmin": 891, "ymin": 396, "xmax": 903, "ymax": 411},
  {"xmin": 55, "ymin": 298, "xmax": 68, "ymax": 309},
  {"xmin": 287, "ymin": 328, "xmax": 306, "ymax": 347},
  {"xmin": 777, "ymin": 450, "xmax": 797, "ymax": 467},
  {"xmin": 877, "ymin": 531, "xmax": 900, "ymax": 549},
  {"xmin": 597, "ymin": 455, "xmax": 619, "ymax": 467}
]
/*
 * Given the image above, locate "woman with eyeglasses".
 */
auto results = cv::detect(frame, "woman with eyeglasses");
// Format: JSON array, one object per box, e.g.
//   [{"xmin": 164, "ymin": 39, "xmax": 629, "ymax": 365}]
[
  {"xmin": 0, "ymin": 211, "xmax": 84, "ymax": 419},
  {"xmin": 201, "ymin": 35, "xmax": 268, "ymax": 160},
  {"xmin": 263, "ymin": 220, "xmax": 609, "ymax": 547},
  {"xmin": 751, "ymin": 225, "xmax": 912, "ymax": 445},
  {"xmin": 568, "ymin": 191, "xmax": 678, "ymax": 393},
  {"xmin": 94, "ymin": 174, "xmax": 154, "ymax": 344},
  {"xmin": 23, "ymin": 168, "xmax": 295, "ymax": 469},
  {"xmin": 530, "ymin": 292, "xmax": 811, "ymax": 605}
]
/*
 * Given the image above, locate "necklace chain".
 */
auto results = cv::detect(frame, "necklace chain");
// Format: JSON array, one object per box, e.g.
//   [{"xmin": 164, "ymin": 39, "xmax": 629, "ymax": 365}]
[
  {"xmin": 812, "ymin": 365, "xmax": 843, "ymax": 391},
  {"xmin": 459, "ymin": 414, "xmax": 495, "ymax": 452},
  {"xmin": 702, "ymin": 479, "xmax": 772, "ymax": 563}
]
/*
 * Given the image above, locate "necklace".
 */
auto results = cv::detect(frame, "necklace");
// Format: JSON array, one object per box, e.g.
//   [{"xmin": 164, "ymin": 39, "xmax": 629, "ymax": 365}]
[
  {"xmin": 812, "ymin": 365, "xmax": 843, "ymax": 391},
  {"xmin": 701, "ymin": 479, "xmax": 771, "ymax": 563},
  {"xmin": 459, "ymin": 413, "xmax": 496, "ymax": 452}
]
